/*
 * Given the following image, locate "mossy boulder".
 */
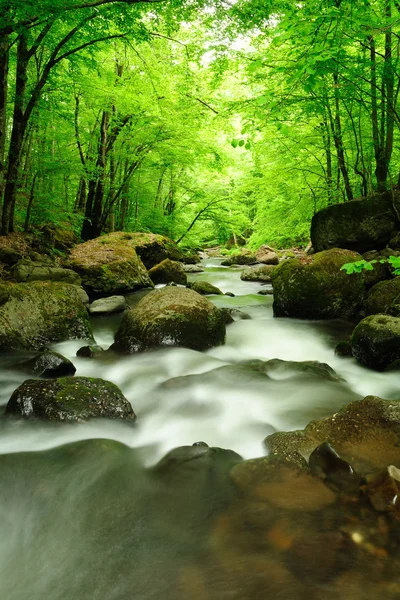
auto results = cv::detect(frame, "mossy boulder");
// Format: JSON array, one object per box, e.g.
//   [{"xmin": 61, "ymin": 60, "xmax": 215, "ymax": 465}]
[
  {"xmin": 68, "ymin": 232, "xmax": 153, "ymax": 295},
  {"xmin": 148, "ymin": 258, "xmax": 187, "ymax": 285},
  {"xmin": 188, "ymin": 280, "xmax": 223, "ymax": 295},
  {"xmin": 0, "ymin": 247, "xmax": 22, "ymax": 266},
  {"xmin": 11, "ymin": 258, "xmax": 81, "ymax": 285},
  {"xmin": 351, "ymin": 314, "xmax": 400, "ymax": 370},
  {"xmin": 5, "ymin": 376, "xmax": 136, "ymax": 422},
  {"xmin": 265, "ymin": 396, "xmax": 400, "ymax": 474},
  {"xmin": 19, "ymin": 351, "xmax": 76, "ymax": 378},
  {"xmin": 0, "ymin": 281, "xmax": 93, "ymax": 351},
  {"xmin": 271, "ymin": 248, "xmax": 365, "ymax": 319},
  {"xmin": 241, "ymin": 265, "xmax": 276, "ymax": 282},
  {"xmin": 221, "ymin": 250, "xmax": 257, "ymax": 266},
  {"xmin": 364, "ymin": 277, "xmax": 400, "ymax": 317},
  {"xmin": 124, "ymin": 232, "xmax": 186, "ymax": 268},
  {"xmin": 111, "ymin": 286, "xmax": 226, "ymax": 353},
  {"xmin": 310, "ymin": 191, "xmax": 400, "ymax": 253}
]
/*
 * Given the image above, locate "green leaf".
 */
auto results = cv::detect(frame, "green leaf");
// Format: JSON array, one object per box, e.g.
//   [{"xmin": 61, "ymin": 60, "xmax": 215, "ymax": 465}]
[
  {"xmin": 238, "ymin": 139, "xmax": 245, "ymax": 147},
  {"xmin": 231, "ymin": 139, "xmax": 238, "ymax": 148}
]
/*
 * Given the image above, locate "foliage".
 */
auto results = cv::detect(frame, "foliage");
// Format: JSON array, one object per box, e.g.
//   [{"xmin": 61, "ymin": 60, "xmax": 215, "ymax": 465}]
[{"xmin": 341, "ymin": 257, "xmax": 400, "ymax": 276}]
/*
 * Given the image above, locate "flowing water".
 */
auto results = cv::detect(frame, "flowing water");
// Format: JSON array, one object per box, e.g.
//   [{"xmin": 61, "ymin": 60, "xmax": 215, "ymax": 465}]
[{"xmin": 1, "ymin": 259, "xmax": 399, "ymax": 599}]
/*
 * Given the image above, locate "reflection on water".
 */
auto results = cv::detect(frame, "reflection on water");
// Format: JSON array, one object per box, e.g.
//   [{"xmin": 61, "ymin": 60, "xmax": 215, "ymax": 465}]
[{"xmin": 0, "ymin": 258, "xmax": 400, "ymax": 599}]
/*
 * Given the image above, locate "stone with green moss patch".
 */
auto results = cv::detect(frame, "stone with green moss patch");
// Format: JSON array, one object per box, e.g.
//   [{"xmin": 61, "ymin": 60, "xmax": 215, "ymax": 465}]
[
  {"xmin": 272, "ymin": 248, "xmax": 365, "ymax": 319},
  {"xmin": 188, "ymin": 280, "xmax": 223, "ymax": 295},
  {"xmin": 364, "ymin": 277, "xmax": 400, "ymax": 317},
  {"xmin": 148, "ymin": 258, "xmax": 187, "ymax": 285},
  {"xmin": 5, "ymin": 376, "xmax": 136, "ymax": 422},
  {"xmin": 0, "ymin": 281, "xmax": 93, "ymax": 351},
  {"xmin": 351, "ymin": 313, "xmax": 400, "ymax": 370},
  {"xmin": 111, "ymin": 286, "xmax": 226, "ymax": 353}
]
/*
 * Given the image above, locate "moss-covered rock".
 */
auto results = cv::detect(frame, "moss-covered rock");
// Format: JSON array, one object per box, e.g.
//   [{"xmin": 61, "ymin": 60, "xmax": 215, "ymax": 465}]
[
  {"xmin": 351, "ymin": 314, "xmax": 400, "ymax": 370},
  {"xmin": 241, "ymin": 265, "xmax": 276, "ymax": 282},
  {"xmin": 265, "ymin": 396, "xmax": 400, "ymax": 474},
  {"xmin": 5, "ymin": 376, "xmax": 136, "ymax": 422},
  {"xmin": 111, "ymin": 286, "xmax": 226, "ymax": 353},
  {"xmin": 11, "ymin": 258, "xmax": 81, "ymax": 285},
  {"xmin": 19, "ymin": 351, "xmax": 76, "ymax": 378},
  {"xmin": 271, "ymin": 248, "xmax": 365, "ymax": 319},
  {"xmin": 221, "ymin": 250, "xmax": 257, "ymax": 266},
  {"xmin": 68, "ymin": 232, "xmax": 153, "ymax": 295},
  {"xmin": 310, "ymin": 191, "xmax": 400, "ymax": 253},
  {"xmin": 0, "ymin": 281, "xmax": 93, "ymax": 351},
  {"xmin": 364, "ymin": 277, "xmax": 400, "ymax": 317},
  {"xmin": 0, "ymin": 247, "xmax": 22, "ymax": 266},
  {"xmin": 188, "ymin": 280, "xmax": 223, "ymax": 295},
  {"xmin": 148, "ymin": 258, "xmax": 187, "ymax": 285},
  {"xmin": 124, "ymin": 232, "xmax": 187, "ymax": 268}
]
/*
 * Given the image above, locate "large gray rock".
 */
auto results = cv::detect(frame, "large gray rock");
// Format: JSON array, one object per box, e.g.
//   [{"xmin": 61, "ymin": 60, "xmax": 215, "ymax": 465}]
[
  {"xmin": 5, "ymin": 376, "xmax": 136, "ymax": 422},
  {"xmin": 88, "ymin": 295, "xmax": 127, "ymax": 315},
  {"xmin": 272, "ymin": 248, "xmax": 365, "ymax": 319},
  {"xmin": 241, "ymin": 265, "xmax": 276, "ymax": 282},
  {"xmin": 68, "ymin": 232, "xmax": 154, "ymax": 295},
  {"xmin": 0, "ymin": 281, "xmax": 93, "ymax": 351},
  {"xmin": 11, "ymin": 258, "xmax": 81, "ymax": 285},
  {"xmin": 311, "ymin": 191, "xmax": 400, "ymax": 253},
  {"xmin": 351, "ymin": 314, "xmax": 400, "ymax": 370},
  {"xmin": 111, "ymin": 286, "xmax": 226, "ymax": 353}
]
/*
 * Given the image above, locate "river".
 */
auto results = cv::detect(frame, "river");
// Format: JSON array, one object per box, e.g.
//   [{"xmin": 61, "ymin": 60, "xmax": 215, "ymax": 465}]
[{"xmin": 0, "ymin": 259, "xmax": 398, "ymax": 599}]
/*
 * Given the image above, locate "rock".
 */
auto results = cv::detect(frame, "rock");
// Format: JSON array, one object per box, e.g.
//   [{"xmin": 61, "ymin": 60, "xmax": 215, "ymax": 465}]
[
  {"xmin": 241, "ymin": 265, "xmax": 276, "ymax": 282},
  {"xmin": 308, "ymin": 442, "xmax": 361, "ymax": 493},
  {"xmin": 110, "ymin": 286, "xmax": 226, "ymax": 353},
  {"xmin": 188, "ymin": 280, "xmax": 223, "ymax": 295},
  {"xmin": 258, "ymin": 288, "xmax": 273, "ymax": 295},
  {"xmin": 11, "ymin": 258, "xmax": 82, "ymax": 285},
  {"xmin": 0, "ymin": 247, "xmax": 22, "ymax": 266},
  {"xmin": 335, "ymin": 340, "xmax": 352, "ymax": 357},
  {"xmin": 221, "ymin": 250, "xmax": 257, "ymax": 266},
  {"xmin": 181, "ymin": 264, "xmax": 204, "ymax": 273},
  {"xmin": 124, "ymin": 232, "xmax": 186, "ymax": 269},
  {"xmin": 40, "ymin": 223, "xmax": 78, "ymax": 250},
  {"xmin": 361, "ymin": 251, "xmax": 391, "ymax": 287},
  {"xmin": 224, "ymin": 291, "xmax": 235, "ymax": 297},
  {"xmin": 255, "ymin": 245, "xmax": 279, "ymax": 265},
  {"xmin": 311, "ymin": 190, "xmax": 400, "ymax": 253},
  {"xmin": 76, "ymin": 344, "xmax": 105, "ymax": 358},
  {"xmin": 152, "ymin": 443, "xmax": 242, "ymax": 479},
  {"xmin": 19, "ymin": 351, "xmax": 76, "ymax": 378},
  {"xmin": 365, "ymin": 465, "xmax": 400, "ymax": 512},
  {"xmin": 364, "ymin": 278, "xmax": 400, "ymax": 317},
  {"xmin": 219, "ymin": 308, "xmax": 251, "ymax": 322},
  {"xmin": 148, "ymin": 258, "xmax": 187, "ymax": 285},
  {"xmin": 68, "ymin": 232, "xmax": 154, "ymax": 295},
  {"xmin": 272, "ymin": 248, "xmax": 366, "ymax": 319},
  {"xmin": 389, "ymin": 232, "xmax": 400, "ymax": 250},
  {"xmin": 180, "ymin": 252, "xmax": 201, "ymax": 265},
  {"xmin": 88, "ymin": 295, "xmax": 127, "ymax": 315},
  {"xmin": 5, "ymin": 376, "xmax": 136, "ymax": 422},
  {"xmin": 0, "ymin": 281, "xmax": 93, "ymax": 351},
  {"xmin": 254, "ymin": 358, "xmax": 342, "ymax": 382},
  {"xmin": 351, "ymin": 314, "xmax": 400, "ymax": 370},
  {"xmin": 265, "ymin": 395, "xmax": 400, "ymax": 474}
]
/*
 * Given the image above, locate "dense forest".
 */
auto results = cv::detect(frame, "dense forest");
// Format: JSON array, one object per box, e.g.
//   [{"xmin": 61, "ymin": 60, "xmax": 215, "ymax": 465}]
[{"xmin": 1, "ymin": 0, "xmax": 400, "ymax": 249}]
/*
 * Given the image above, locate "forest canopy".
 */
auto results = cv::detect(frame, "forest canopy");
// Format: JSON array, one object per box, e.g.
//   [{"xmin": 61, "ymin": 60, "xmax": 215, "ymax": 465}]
[{"xmin": 1, "ymin": 0, "xmax": 399, "ymax": 248}]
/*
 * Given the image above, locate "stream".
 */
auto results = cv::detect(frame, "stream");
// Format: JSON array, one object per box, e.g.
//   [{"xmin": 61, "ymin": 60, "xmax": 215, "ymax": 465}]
[{"xmin": 0, "ymin": 259, "xmax": 399, "ymax": 599}]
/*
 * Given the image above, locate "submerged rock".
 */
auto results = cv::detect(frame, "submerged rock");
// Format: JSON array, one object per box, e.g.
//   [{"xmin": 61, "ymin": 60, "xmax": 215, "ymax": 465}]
[
  {"xmin": 148, "ymin": 258, "xmax": 187, "ymax": 285},
  {"xmin": 111, "ymin": 286, "xmax": 226, "ymax": 353},
  {"xmin": 0, "ymin": 281, "xmax": 93, "ymax": 351},
  {"xmin": 5, "ymin": 376, "xmax": 136, "ymax": 422},
  {"xmin": 19, "ymin": 351, "xmax": 76, "ymax": 378},
  {"xmin": 188, "ymin": 280, "xmax": 223, "ymax": 295},
  {"xmin": 254, "ymin": 358, "xmax": 342, "ymax": 382},
  {"xmin": 308, "ymin": 442, "xmax": 361, "ymax": 493},
  {"xmin": 365, "ymin": 465, "xmax": 400, "ymax": 512},
  {"xmin": 272, "ymin": 248, "xmax": 365, "ymax": 319},
  {"xmin": 310, "ymin": 190, "xmax": 400, "ymax": 253},
  {"xmin": 351, "ymin": 314, "xmax": 400, "ymax": 370},
  {"xmin": 68, "ymin": 232, "xmax": 153, "ymax": 295}
]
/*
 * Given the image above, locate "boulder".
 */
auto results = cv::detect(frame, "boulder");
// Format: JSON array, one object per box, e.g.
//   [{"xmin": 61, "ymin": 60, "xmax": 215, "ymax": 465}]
[
  {"xmin": 254, "ymin": 358, "xmax": 342, "ymax": 382},
  {"xmin": 19, "ymin": 351, "xmax": 76, "ymax": 378},
  {"xmin": 221, "ymin": 250, "xmax": 257, "ymax": 266},
  {"xmin": 351, "ymin": 314, "xmax": 400, "ymax": 370},
  {"xmin": 148, "ymin": 258, "xmax": 187, "ymax": 285},
  {"xmin": 68, "ymin": 232, "xmax": 153, "ymax": 295},
  {"xmin": 310, "ymin": 191, "xmax": 400, "ymax": 253},
  {"xmin": 40, "ymin": 223, "xmax": 78, "ymax": 251},
  {"xmin": 271, "ymin": 248, "xmax": 366, "ymax": 319},
  {"xmin": 241, "ymin": 265, "xmax": 276, "ymax": 282},
  {"xmin": 5, "ymin": 376, "xmax": 136, "ymax": 422},
  {"xmin": 88, "ymin": 295, "xmax": 127, "ymax": 315},
  {"xmin": 188, "ymin": 280, "xmax": 223, "ymax": 295},
  {"xmin": 265, "ymin": 395, "xmax": 400, "ymax": 475},
  {"xmin": 361, "ymin": 250, "xmax": 391, "ymax": 287},
  {"xmin": 76, "ymin": 344, "xmax": 105, "ymax": 358},
  {"xmin": 0, "ymin": 247, "xmax": 22, "ymax": 266},
  {"xmin": 255, "ymin": 245, "xmax": 279, "ymax": 265},
  {"xmin": 364, "ymin": 277, "xmax": 400, "ymax": 317},
  {"xmin": 182, "ymin": 264, "xmax": 204, "ymax": 273},
  {"xmin": 0, "ymin": 281, "xmax": 93, "ymax": 351},
  {"xmin": 124, "ymin": 232, "xmax": 186, "ymax": 268},
  {"xmin": 110, "ymin": 286, "xmax": 226, "ymax": 353},
  {"xmin": 11, "ymin": 258, "xmax": 81, "ymax": 285}
]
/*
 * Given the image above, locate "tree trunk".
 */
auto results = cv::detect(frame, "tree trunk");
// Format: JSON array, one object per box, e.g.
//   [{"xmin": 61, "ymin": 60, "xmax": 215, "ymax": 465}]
[{"xmin": 0, "ymin": 32, "xmax": 9, "ymax": 201}]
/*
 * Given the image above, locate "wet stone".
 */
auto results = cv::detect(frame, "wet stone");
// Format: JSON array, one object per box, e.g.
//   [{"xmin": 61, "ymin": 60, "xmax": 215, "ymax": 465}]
[
  {"xmin": 365, "ymin": 465, "xmax": 400, "ymax": 512},
  {"xmin": 19, "ymin": 350, "xmax": 76, "ymax": 378},
  {"xmin": 308, "ymin": 442, "xmax": 361, "ymax": 494}
]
